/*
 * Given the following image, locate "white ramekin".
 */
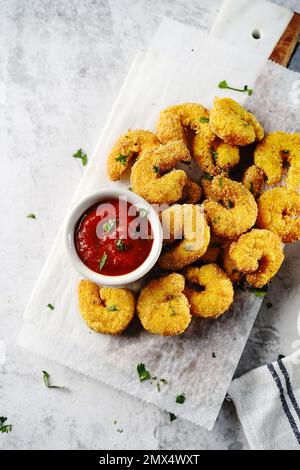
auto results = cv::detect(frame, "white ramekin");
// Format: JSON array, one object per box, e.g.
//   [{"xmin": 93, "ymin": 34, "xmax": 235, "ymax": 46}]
[{"xmin": 64, "ymin": 189, "xmax": 163, "ymax": 286}]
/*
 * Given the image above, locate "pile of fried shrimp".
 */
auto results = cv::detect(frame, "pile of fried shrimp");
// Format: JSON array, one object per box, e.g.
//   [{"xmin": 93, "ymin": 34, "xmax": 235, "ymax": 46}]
[{"xmin": 77, "ymin": 98, "xmax": 300, "ymax": 337}]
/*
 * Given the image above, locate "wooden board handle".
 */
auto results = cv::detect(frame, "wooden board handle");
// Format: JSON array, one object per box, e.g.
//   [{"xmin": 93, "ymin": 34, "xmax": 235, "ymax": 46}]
[{"xmin": 269, "ymin": 12, "xmax": 300, "ymax": 66}]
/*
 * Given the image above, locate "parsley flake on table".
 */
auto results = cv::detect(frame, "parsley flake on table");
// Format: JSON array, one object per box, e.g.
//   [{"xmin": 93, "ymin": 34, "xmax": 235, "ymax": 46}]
[
  {"xmin": 0, "ymin": 417, "xmax": 12, "ymax": 434},
  {"xmin": 218, "ymin": 80, "xmax": 253, "ymax": 96},
  {"xmin": 170, "ymin": 413, "xmax": 177, "ymax": 422},
  {"xmin": 72, "ymin": 148, "xmax": 88, "ymax": 166},
  {"xmin": 26, "ymin": 213, "xmax": 36, "ymax": 219},
  {"xmin": 249, "ymin": 286, "xmax": 268, "ymax": 297},
  {"xmin": 42, "ymin": 371, "xmax": 64, "ymax": 389},
  {"xmin": 47, "ymin": 303, "xmax": 55, "ymax": 310},
  {"xmin": 137, "ymin": 363, "xmax": 151, "ymax": 382},
  {"xmin": 99, "ymin": 253, "xmax": 108, "ymax": 271},
  {"xmin": 176, "ymin": 393, "xmax": 186, "ymax": 404}
]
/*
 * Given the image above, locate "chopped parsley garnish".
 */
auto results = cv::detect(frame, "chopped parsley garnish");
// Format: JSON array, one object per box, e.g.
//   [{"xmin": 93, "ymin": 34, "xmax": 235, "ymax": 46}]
[
  {"xmin": 27, "ymin": 213, "xmax": 36, "ymax": 219},
  {"xmin": 249, "ymin": 182, "xmax": 254, "ymax": 194},
  {"xmin": 157, "ymin": 383, "xmax": 161, "ymax": 392},
  {"xmin": 160, "ymin": 378, "xmax": 168, "ymax": 385},
  {"xmin": 153, "ymin": 165, "xmax": 160, "ymax": 174},
  {"xmin": 199, "ymin": 117, "xmax": 209, "ymax": 124},
  {"xmin": 115, "ymin": 239, "xmax": 126, "ymax": 251},
  {"xmin": 42, "ymin": 371, "xmax": 64, "ymax": 389},
  {"xmin": 228, "ymin": 200, "xmax": 234, "ymax": 209},
  {"xmin": 103, "ymin": 218, "xmax": 116, "ymax": 232},
  {"xmin": 117, "ymin": 429, "xmax": 123, "ymax": 433},
  {"xmin": 47, "ymin": 303, "xmax": 55, "ymax": 310},
  {"xmin": 176, "ymin": 393, "xmax": 186, "ymax": 404},
  {"xmin": 203, "ymin": 173, "xmax": 213, "ymax": 181},
  {"xmin": 219, "ymin": 176, "xmax": 223, "ymax": 189},
  {"xmin": 211, "ymin": 149, "xmax": 218, "ymax": 162},
  {"xmin": 72, "ymin": 148, "xmax": 88, "ymax": 166},
  {"xmin": 282, "ymin": 150, "xmax": 290, "ymax": 155},
  {"xmin": 137, "ymin": 363, "xmax": 151, "ymax": 382},
  {"xmin": 170, "ymin": 413, "xmax": 177, "ymax": 422},
  {"xmin": 218, "ymin": 80, "xmax": 253, "ymax": 96},
  {"xmin": 249, "ymin": 286, "xmax": 268, "ymax": 297},
  {"xmin": 138, "ymin": 208, "xmax": 148, "ymax": 218},
  {"xmin": 115, "ymin": 154, "xmax": 128, "ymax": 165},
  {"xmin": 0, "ymin": 417, "xmax": 12, "ymax": 434},
  {"xmin": 212, "ymin": 352, "xmax": 216, "ymax": 358},
  {"xmin": 107, "ymin": 305, "xmax": 118, "ymax": 312},
  {"xmin": 99, "ymin": 253, "xmax": 108, "ymax": 271}
]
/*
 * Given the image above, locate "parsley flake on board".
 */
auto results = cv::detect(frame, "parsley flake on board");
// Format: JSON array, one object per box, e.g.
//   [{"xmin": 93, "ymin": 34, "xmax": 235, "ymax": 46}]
[
  {"xmin": 249, "ymin": 286, "xmax": 268, "ymax": 297},
  {"xmin": 218, "ymin": 80, "xmax": 253, "ymax": 96},
  {"xmin": 169, "ymin": 413, "xmax": 177, "ymax": 422},
  {"xmin": 47, "ymin": 303, "xmax": 55, "ymax": 310},
  {"xmin": 42, "ymin": 371, "xmax": 64, "ymax": 389},
  {"xmin": 137, "ymin": 363, "xmax": 151, "ymax": 382},
  {"xmin": 99, "ymin": 253, "xmax": 108, "ymax": 271},
  {"xmin": 72, "ymin": 148, "xmax": 88, "ymax": 166},
  {"xmin": 26, "ymin": 213, "xmax": 36, "ymax": 219},
  {"xmin": 176, "ymin": 394, "xmax": 186, "ymax": 404}
]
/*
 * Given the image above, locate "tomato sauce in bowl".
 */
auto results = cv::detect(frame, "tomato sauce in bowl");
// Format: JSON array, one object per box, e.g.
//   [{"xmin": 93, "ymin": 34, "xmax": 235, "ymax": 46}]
[{"xmin": 75, "ymin": 199, "xmax": 154, "ymax": 276}]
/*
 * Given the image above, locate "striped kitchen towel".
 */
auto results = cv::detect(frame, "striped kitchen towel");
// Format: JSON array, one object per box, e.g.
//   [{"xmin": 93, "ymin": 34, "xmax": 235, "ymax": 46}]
[{"xmin": 229, "ymin": 352, "xmax": 300, "ymax": 450}]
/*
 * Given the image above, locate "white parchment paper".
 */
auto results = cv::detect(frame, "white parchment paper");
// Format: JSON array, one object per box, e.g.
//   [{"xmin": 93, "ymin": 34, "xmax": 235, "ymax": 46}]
[{"xmin": 18, "ymin": 18, "xmax": 298, "ymax": 430}]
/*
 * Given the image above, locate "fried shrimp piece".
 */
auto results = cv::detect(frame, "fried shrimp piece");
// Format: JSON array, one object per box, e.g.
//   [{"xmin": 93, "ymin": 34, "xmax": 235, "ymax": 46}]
[
  {"xmin": 131, "ymin": 140, "xmax": 190, "ymax": 204},
  {"xmin": 257, "ymin": 187, "xmax": 300, "ymax": 243},
  {"xmin": 220, "ymin": 240, "xmax": 243, "ymax": 284},
  {"xmin": 137, "ymin": 273, "xmax": 191, "ymax": 336},
  {"xmin": 78, "ymin": 280, "xmax": 135, "ymax": 335},
  {"xmin": 203, "ymin": 176, "xmax": 258, "ymax": 239},
  {"xmin": 182, "ymin": 178, "xmax": 202, "ymax": 203},
  {"xmin": 107, "ymin": 129, "xmax": 160, "ymax": 181},
  {"xmin": 209, "ymin": 98, "xmax": 264, "ymax": 146},
  {"xmin": 159, "ymin": 204, "xmax": 210, "ymax": 270},
  {"xmin": 243, "ymin": 165, "xmax": 266, "ymax": 198},
  {"xmin": 184, "ymin": 264, "xmax": 234, "ymax": 318},
  {"xmin": 254, "ymin": 131, "xmax": 300, "ymax": 191},
  {"xmin": 229, "ymin": 229, "xmax": 284, "ymax": 288},
  {"xmin": 200, "ymin": 234, "xmax": 222, "ymax": 264},
  {"xmin": 192, "ymin": 133, "xmax": 239, "ymax": 176},
  {"xmin": 156, "ymin": 103, "xmax": 213, "ymax": 144}
]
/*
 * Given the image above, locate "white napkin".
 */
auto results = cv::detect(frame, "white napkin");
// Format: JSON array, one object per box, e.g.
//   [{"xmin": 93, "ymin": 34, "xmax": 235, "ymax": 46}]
[
  {"xmin": 17, "ymin": 18, "xmax": 297, "ymax": 431},
  {"xmin": 229, "ymin": 352, "xmax": 300, "ymax": 450}
]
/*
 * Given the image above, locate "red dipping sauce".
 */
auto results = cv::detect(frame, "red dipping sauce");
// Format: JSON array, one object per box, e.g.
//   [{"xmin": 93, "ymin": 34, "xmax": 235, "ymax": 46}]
[{"xmin": 75, "ymin": 199, "xmax": 154, "ymax": 276}]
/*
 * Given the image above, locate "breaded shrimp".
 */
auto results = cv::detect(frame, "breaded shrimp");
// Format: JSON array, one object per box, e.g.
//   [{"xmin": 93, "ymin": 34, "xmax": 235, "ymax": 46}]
[
  {"xmin": 192, "ymin": 133, "xmax": 240, "ymax": 176},
  {"xmin": 243, "ymin": 165, "xmax": 266, "ymax": 198},
  {"xmin": 209, "ymin": 98, "xmax": 264, "ymax": 146},
  {"xmin": 182, "ymin": 178, "xmax": 202, "ymax": 204},
  {"xmin": 131, "ymin": 140, "xmax": 190, "ymax": 204},
  {"xmin": 257, "ymin": 187, "xmax": 300, "ymax": 243},
  {"xmin": 220, "ymin": 240, "xmax": 243, "ymax": 284},
  {"xmin": 156, "ymin": 103, "xmax": 213, "ymax": 144},
  {"xmin": 229, "ymin": 229, "xmax": 284, "ymax": 288},
  {"xmin": 254, "ymin": 131, "xmax": 300, "ymax": 191},
  {"xmin": 107, "ymin": 129, "xmax": 160, "ymax": 181},
  {"xmin": 184, "ymin": 264, "xmax": 234, "ymax": 318},
  {"xmin": 159, "ymin": 204, "xmax": 210, "ymax": 270},
  {"xmin": 137, "ymin": 273, "xmax": 191, "ymax": 336},
  {"xmin": 78, "ymin": 280, "xmax": 135, "ymax": 335},
  {"xmin": 203, "ymin": 176, "xmax": 258, "ymax": 239}
]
